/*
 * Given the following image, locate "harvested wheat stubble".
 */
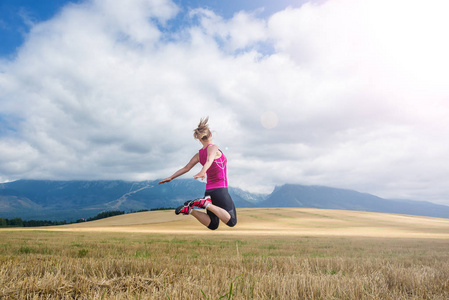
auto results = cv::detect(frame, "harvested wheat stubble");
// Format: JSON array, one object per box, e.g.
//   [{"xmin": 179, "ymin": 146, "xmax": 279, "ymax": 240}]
[{"xmin": 1, "ymin": 208, "xmax": 449, "ymax": 299}]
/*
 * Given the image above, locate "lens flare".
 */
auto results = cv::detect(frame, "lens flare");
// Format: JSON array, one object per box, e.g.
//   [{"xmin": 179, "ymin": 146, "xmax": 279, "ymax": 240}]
[{"xmin": 261, "ymin": 111, "xmax": 279, "ymax": 129}]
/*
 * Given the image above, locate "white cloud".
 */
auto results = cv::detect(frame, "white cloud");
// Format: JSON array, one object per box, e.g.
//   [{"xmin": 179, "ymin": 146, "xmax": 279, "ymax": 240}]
[
  {"xmin": 189, "ymin": 8, "xmax": 267, "ymax": 52},
  {"xmin": 257, "ymin": 0, "xmax": 449, "ymax": 203},
  {"xmin": 1, "ymin": 0, "xmax": 449, "ymax": 205}
]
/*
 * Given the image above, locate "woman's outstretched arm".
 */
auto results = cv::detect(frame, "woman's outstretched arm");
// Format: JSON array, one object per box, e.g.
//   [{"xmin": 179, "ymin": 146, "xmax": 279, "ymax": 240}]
[{"xmin": 158, "ymin": 153, "xmax": 200, "ymax": 184}]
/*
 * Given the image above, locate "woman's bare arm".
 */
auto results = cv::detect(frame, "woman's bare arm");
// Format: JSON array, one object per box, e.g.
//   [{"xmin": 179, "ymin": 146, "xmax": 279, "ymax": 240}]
[{"xmin": 158, "ymin": 153, "xmax": 200, "ymax": 184}]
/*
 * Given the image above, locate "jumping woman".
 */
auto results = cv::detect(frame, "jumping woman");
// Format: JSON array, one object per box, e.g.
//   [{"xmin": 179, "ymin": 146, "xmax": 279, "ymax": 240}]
[{"xmin": 158, "ymin": 117, "xmax": 237, "ymax": 230}]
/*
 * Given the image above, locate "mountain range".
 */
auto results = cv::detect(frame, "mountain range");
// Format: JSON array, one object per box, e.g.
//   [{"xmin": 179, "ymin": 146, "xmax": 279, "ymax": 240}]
[{"xmin": 0, "ymin": 179, "xmax": 448, "ymax": 221}]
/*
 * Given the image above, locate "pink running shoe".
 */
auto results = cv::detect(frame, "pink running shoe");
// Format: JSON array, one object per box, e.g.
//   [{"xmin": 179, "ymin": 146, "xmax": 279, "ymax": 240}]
[
  {"xmin": 175, "ymin": 200, "xmax": 194, "ymax": 215},
  {"xmin": 192, "ymin": 196, "xmax": 212, "ymax": 209}
]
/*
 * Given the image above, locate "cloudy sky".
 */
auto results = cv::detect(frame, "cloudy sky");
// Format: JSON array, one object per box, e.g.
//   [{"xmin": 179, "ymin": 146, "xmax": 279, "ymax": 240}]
[{"xmin": 1, "ymin": 0, "xmax": 449, "ymax": 205}]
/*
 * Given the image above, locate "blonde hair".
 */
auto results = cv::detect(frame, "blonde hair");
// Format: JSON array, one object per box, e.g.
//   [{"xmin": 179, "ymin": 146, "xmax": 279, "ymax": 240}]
[{"xmin": 193, "ymin": 117, "xmax": 211, "ymax": 141}]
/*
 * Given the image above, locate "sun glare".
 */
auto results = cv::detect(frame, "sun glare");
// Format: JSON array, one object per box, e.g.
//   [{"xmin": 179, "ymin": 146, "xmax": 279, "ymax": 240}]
[{"xmin": 365, "ymin": 0, "xmax": 449, "ymax": 87}]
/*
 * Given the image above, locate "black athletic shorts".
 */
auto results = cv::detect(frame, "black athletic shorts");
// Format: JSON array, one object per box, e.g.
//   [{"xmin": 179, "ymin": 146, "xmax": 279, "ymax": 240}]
[{"xmin": 204, "ymin": 188, "xmax": 237, "ymax": 230}]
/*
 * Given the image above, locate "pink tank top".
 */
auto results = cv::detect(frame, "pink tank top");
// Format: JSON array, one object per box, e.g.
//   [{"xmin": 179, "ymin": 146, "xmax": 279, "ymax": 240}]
[{"xmin": 199, "ymin": 144, "xmax": 228, "ymax": 190}]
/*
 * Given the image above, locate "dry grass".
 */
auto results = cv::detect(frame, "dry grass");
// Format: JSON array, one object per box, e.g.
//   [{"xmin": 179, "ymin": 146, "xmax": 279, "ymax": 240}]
[{"xmin": 1, "ymin": 208, "xmax": 449, "ymax": 299}]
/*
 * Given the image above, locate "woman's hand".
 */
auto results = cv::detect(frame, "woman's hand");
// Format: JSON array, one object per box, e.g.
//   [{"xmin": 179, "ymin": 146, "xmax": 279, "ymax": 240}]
[
  {"xmin": 193, "ymin": 172, "xmax": 206, "ymax": 180},
  {"xmin": 158, "ymin": 177, "xmax": 172, "ymax": 184}
]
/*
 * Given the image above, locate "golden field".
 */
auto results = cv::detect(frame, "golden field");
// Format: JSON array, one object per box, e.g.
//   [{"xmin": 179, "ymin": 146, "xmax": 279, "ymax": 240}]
[{"xmin": 1, "ymin": 208, "xmax": 449, "ymax": 299}]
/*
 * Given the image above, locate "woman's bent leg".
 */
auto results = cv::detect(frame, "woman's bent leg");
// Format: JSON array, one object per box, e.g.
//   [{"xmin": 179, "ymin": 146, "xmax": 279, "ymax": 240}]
[
  {"xmin": 205, "ymin": 188, "xmax": 237, "ymax": 227},
  {"xmin": 190, "ymin": 210, "xmax": 211, "ymax": 227},
  {"xmin": 206, "ymin": 204, "xmax": 231, "ymax": 224}
]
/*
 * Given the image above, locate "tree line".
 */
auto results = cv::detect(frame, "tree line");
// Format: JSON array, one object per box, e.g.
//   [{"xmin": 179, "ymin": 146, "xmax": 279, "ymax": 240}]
[
  {"xmin": 0, "ymin": 208, "xmax": 176, "ymax": 228},
  {"xmin": 0, "ymin": 210, "xmax": 125, "ymax": 228},
  {"xmin": 0, "ymin": 217, "xmax": 68, "ymax": 227}
]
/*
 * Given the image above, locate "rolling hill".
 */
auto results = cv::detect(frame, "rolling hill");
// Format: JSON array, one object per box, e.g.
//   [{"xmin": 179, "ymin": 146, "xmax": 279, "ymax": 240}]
[{"xmin": 49, "ymin": 208, "xmax": 449, "ymax": 239}]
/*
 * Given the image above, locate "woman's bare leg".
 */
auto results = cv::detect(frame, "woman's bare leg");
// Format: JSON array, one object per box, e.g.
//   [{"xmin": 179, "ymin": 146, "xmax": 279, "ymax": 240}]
[
  {"xmin": 206, "ymin": 204, "xmax": 231, "ymax": 223},
  {"xmin": 190, "ymin": 204, "xmax": 231, "ymax": 227},
  {"xmin": 190, "ymin": 210, "xmax": 211, "ymax": 227}
]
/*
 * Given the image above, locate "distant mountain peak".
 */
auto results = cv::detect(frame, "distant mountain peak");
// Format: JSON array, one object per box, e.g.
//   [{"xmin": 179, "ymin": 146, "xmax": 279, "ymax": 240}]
[{"xmin": 0, "ymin": 180, "xmax": 448, "ymax": 221}]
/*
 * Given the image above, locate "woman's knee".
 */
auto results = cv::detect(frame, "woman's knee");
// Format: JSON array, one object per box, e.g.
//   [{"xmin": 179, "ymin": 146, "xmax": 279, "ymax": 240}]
[
  {"xmin": 208, "ymin": 219, "xmax": 219, "ymax": 230},
  {"xmin": 226, "ymin": 218, "xmax": 237, "ymax": 227}
]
